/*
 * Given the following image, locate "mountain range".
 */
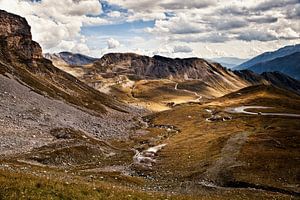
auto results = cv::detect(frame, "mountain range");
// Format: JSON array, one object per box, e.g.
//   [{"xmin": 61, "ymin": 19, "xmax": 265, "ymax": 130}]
[
  {"xmin": 44, "ymin": 51, "xmax": 300, "ymax": 96},
  {"xmin": 236, "ymin": 44, "xmax": 300, "ymax": 70},
  {"xmin": 235, "ymin": 44, "xmax": 300, "ymax": 80},
  {"xmin": 245, "ymin": 52, "xmax": 300, "ymax": 80}
]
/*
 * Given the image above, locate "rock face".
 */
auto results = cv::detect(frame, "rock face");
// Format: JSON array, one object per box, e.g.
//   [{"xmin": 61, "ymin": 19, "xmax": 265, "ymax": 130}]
[
  {"xmin": 0, "ymin": 10, "xmax": 42, "ymax": 61},
  {"xmin": 95, "ymin": 53, "xmax": 230, "ymax": 79},
  {"xmin": 234, "ymin": 70, "xmax": 267, "ymax": 84},
  {"xmin": 93, "ymin": 52, "xmax": 300, "ymax": 95}
]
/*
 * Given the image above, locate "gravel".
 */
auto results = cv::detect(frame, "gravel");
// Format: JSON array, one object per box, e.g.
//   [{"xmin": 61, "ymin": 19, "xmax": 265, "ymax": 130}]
[{"xmin": 0, "ymin": 74, "xmax": 145, "ymax": 156}]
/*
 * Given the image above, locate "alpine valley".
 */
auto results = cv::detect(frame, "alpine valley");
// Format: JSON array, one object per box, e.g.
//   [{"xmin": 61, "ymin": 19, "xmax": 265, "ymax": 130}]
[{"xmin": 0, "ymin": 8, "xmax": 299, "ymax": 200}]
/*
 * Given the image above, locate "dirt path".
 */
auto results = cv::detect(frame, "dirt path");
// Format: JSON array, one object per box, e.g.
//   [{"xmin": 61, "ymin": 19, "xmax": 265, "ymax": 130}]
[{"xmin": 174, "ymin": 83, "xmax": 202, "ymax": 102}]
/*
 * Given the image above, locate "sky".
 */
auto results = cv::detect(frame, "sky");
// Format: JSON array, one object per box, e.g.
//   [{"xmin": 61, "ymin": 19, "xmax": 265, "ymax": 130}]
[{"xmin": 0, "ymin": 0, "xmax": 299, "ymax": 59}]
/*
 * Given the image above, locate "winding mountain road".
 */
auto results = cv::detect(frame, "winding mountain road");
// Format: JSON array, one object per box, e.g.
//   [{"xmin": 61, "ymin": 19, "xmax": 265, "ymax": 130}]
[{"xmin": 227, "ymin": 106, "xmax": 300, "ymax": 117}]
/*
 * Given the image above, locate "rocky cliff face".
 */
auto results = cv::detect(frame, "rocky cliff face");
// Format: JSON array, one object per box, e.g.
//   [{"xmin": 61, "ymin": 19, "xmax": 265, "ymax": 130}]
[{"xmin": 0, "ymin": 10, "xmax": 42, "ymax": 61}]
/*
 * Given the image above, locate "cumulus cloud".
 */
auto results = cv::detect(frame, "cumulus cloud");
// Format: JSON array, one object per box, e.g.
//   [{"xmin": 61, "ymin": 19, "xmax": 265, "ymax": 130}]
[
  {"xmin": 159, "ymin": 0, "xmax": 217, "ymax": 10},
  {"xmin": 107, "ymin": 11, "xmax": 121, "ymax": 18},
  {"xmin": 213, "ymin": 19, "xmax": 248, "ymax": 30},
  {"xmin": 253, "ymin": 0, "xmax": 300, "ymax": 12},
  {"xmin": 108, "ymin": 0, "xmax": 216, "ymax": 12},
  {"xmin": 1, "ymin": 0, "xmax": 299, "ymax": 58},
  {"xmin": 237, "ymin": 31, "xmax": 278, "ymax": 42},
  {"xmin": 170, "ymin": 33, "xmax": 230, "ymax": 43},
  {"xmin": 0, "ymin": 0, "xmax": 107, "ymax": 53},
  {"xmin": 247, "ymin": 16, "xmax": 278, "ymax": 24},
  {"xmin": 141, "ymin": 0, "xmax": 300, "ymax": 44},
  {"xmin": 147, "ymin": 13, "xmax": 206, "ymax": 35},
  {"xmin": 287, "ymin": 4, "xmax": 300, "ymax": 19},
  {"xmin": 107, "ymin": 38, "xmax": 121, "ymax": 49}
]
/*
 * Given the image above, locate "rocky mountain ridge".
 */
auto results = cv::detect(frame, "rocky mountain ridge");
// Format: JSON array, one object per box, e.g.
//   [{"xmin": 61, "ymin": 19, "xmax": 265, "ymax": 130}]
[
  {"xmin": 92, "ymin": 53, "xmax": 251, "ymax": 92},
  {"xmin": 91, "ymin": 52, "xmax": 300, "ymax": 95}
]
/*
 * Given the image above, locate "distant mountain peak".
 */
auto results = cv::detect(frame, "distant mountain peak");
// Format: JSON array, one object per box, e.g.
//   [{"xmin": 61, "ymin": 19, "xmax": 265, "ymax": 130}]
[
  {"xmin": 235, "ymin": 44, "xmax": 300, "ymax": 70},
  {"xmin": 44, "ymin": 51, "xmax": 97, "ymax": 66},
  {"xmin": 209, "ymin": 57, "xmax": 248, "ymax": 69}
]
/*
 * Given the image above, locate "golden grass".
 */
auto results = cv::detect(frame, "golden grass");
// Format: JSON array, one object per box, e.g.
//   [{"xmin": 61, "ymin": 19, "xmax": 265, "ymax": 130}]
[{"xmin": 144, "ymin": 85, "xmax": 300, "ymax": 197}]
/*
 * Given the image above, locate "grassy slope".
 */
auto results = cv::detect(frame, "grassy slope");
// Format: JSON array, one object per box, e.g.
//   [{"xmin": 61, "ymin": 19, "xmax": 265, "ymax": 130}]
[{"xmin": 0, "ymin": 169, "xmax": 169, "ymax": 200}]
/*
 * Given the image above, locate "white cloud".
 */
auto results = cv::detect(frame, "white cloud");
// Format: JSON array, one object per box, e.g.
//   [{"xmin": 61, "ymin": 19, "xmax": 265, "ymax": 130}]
[
  {"xmin": 107, "ymin": 11, "xmax": 121, "ymax": 18},
  {"xmin": 1, "ymin": 0, "xmax": 299, "ymax": 59},
  {"xmin": 173, "ymin": 45, "xmax": 193, "ymax": 53},
  {"xmin": 0, "ymin": 0, "xmax": 107, "ymax": 53},
  {"xmin": 107, "ymin": 38, "xmax": 121, "ymax": 49}
]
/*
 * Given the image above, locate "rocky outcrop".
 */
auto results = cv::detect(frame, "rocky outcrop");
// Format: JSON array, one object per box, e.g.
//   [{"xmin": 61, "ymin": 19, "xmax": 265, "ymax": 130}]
[
  {"xmin": 94, "ymin": 53, "xmax": 228, "ymax": 80},
  {"xmin": 233, "ymin": 70, "xmax": 267, "ymax": 84},
  {"xmin": 0, "ymin": 10, "xmax": 42, "ymax": 61}
]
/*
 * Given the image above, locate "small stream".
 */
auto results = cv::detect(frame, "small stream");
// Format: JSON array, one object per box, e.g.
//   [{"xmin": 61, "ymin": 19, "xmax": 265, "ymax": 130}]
[{"xmin": 133, "ymin": 144, "xmax": 166, "ymax": 168}]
